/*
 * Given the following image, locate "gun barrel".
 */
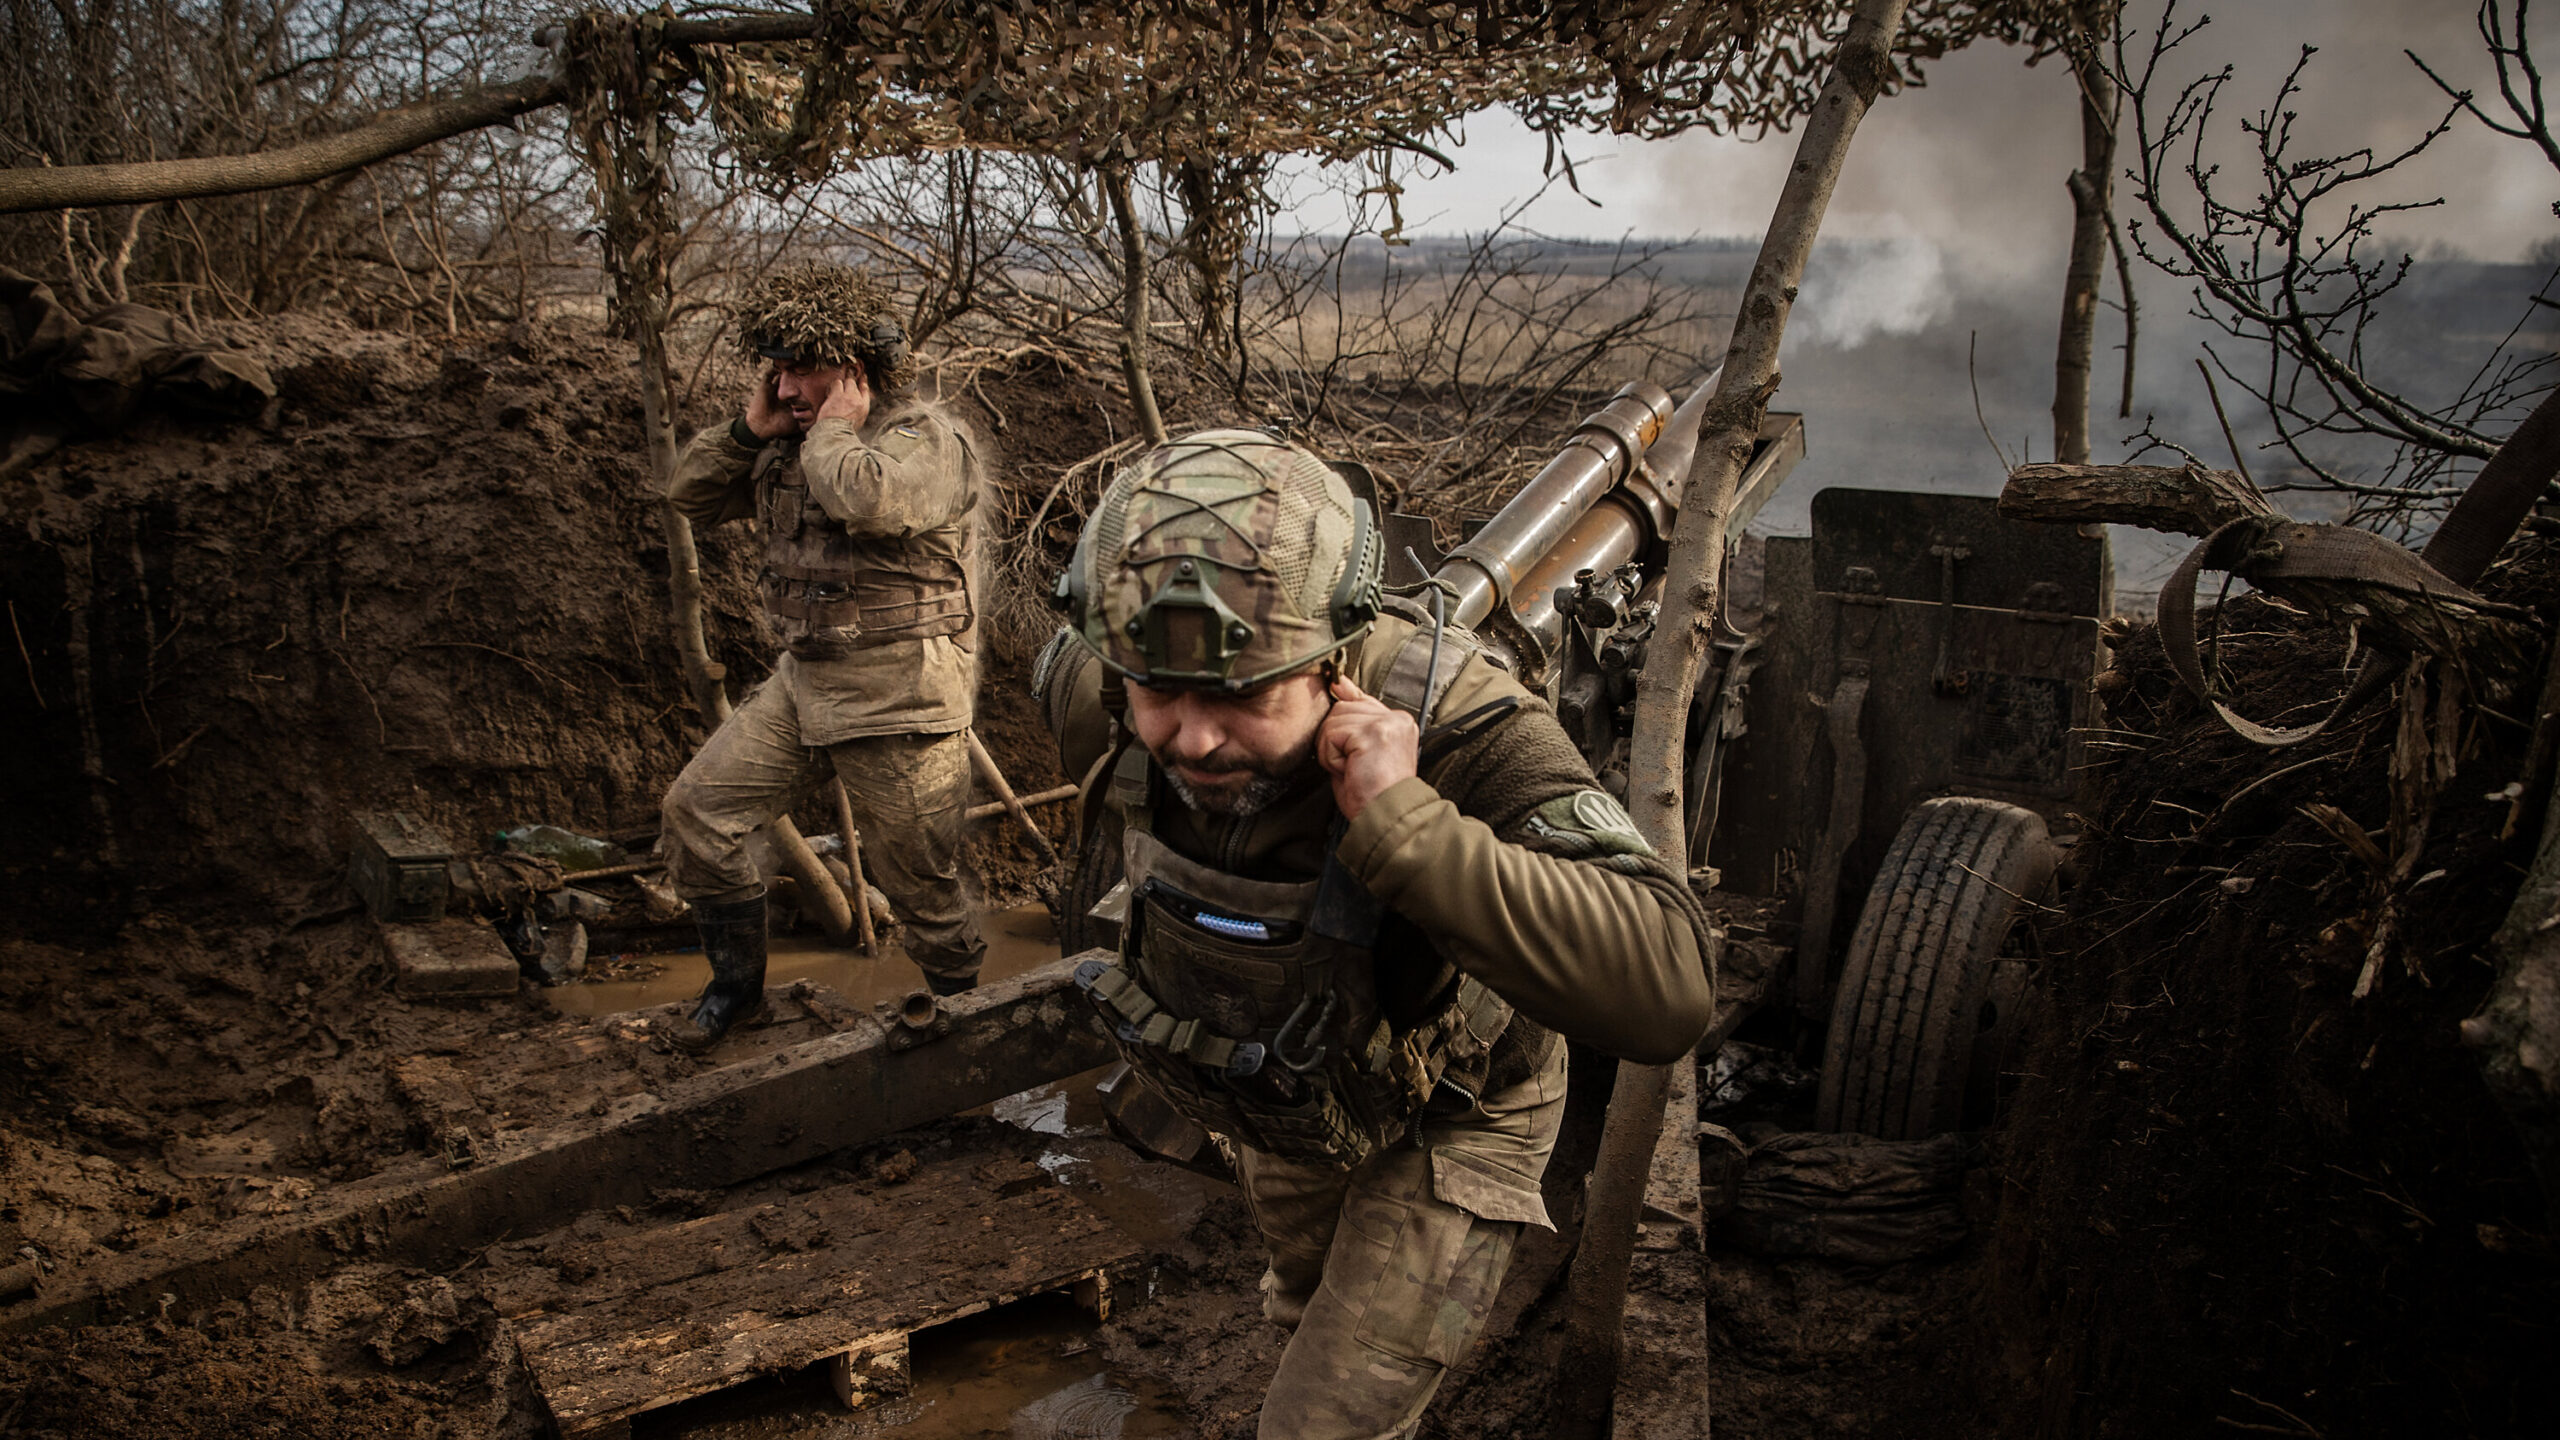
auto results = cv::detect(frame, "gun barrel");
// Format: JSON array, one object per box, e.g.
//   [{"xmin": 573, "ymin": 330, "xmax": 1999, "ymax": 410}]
[
  {"xmin": 1428, "ymin": 372, "xmax": 1734, "ymax": 671},
  {"xmin": 1436, "ymin": 381, "xmax": 1675, "ymax": 632}
]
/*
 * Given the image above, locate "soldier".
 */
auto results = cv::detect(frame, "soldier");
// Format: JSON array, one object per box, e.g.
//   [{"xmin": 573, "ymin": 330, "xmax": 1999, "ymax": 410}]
[
  {"xmin": 657, "ymin": 264, "xmax": 988, "ymax": 1051},
  {"xmin": 1035, "ymin": 430, "xmax": 1718, "ymax": 1438}
]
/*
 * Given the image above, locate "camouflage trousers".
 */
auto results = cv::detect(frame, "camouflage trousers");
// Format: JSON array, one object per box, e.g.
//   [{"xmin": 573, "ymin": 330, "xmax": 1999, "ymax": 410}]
[
  {"xmin": 1237, "ymin": 1040, "xmax": 1568, "ymax": 1440},
  {"xmin": 657, "ymin": 669, "xmax": 984, "ymax": 982}
]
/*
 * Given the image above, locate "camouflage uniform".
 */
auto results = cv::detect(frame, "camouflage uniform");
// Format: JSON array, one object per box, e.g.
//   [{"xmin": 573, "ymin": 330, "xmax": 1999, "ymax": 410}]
[
  {"xmin": 660, "ymin": 402, "xmax": 986, "ymax": 983},
  {"xmin": 1041, "ymin": 431, "xmax": 1717, "ymax": 1439}
]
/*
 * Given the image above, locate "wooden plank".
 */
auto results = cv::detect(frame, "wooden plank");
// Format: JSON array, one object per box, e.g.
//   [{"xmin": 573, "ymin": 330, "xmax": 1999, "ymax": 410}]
[
  {"xmin": 1610, "ymin": 1275, "xmax": 1711, "ymax": 1440},
  {"xmin": 1618, "ymin": 1051, "xmax": 1708, "ymax": 1440},
  {"xmin": 1609, "ymin": 936, "xmax": 1778, "ymax": 1440},
  {"xmin": 5, "ymin": 956, "xmax": 1116, "ymax": 1331},
  {"xmin": 1635, "ymin": 1053, "xmax": 1702, "ymax": 1247},
  {"xmin": 506, "ymin": 1155, "xmax": 1140, "ymax": 1437}
]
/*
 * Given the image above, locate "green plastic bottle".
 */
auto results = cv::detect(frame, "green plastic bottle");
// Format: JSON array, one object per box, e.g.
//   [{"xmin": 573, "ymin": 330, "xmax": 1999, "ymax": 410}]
[{"xmin": 493, "ymin": 824, "xmax": 629, "ymax": 873}]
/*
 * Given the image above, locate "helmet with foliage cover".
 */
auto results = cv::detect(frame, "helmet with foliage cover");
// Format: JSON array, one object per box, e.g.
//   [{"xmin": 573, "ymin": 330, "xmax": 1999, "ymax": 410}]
[
  {"xmin": 1056, "ymin": 429, "xmax": 1383, "ymax": 691},
  {"xmin": 732, "ymin": 262, "xmax": 918, "ymax": 392}
]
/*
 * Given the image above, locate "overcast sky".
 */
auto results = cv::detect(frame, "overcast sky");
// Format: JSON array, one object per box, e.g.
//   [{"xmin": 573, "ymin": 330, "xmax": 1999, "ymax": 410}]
[
  {"xmin": 1326, "ymin": 0, "xmax": 2553, "ymax": 266},
  {"xmin": 1272, "ymin": 1, "xmax": 2555, "ymax": 590}
]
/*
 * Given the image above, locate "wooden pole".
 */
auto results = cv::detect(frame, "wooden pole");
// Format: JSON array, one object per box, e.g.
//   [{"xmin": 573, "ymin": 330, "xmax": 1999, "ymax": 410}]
[
  {"xmin": 1550, "ymin": 2, "xmax": 1914, "ymax": 1434},
  {"xmin": 965, "ymin": 730, "xmax": 1059, "ymax": 865},
  {"xmin": 833, "ymin": 780, "xmax": 878, "ymax": 955},
  {"xmin": 1102, "ymin": 161, "xmax": 1170, "ymax": 446},
  {"xmin": 965, "ymin": 784, "xmax": 1079, "ymax": 824}
]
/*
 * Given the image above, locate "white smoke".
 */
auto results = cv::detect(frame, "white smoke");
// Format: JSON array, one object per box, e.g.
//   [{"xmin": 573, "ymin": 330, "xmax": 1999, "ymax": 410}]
[{"xmin": 1789, "ymin": 236, "xmax": 1955, "ymax": 350}]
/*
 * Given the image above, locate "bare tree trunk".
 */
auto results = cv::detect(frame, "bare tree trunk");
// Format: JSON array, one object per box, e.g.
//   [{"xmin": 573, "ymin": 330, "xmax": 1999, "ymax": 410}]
[
  {"xmin": 630, "ymin": 285, "xmax": 728, "ymax": 724},
  {"xmin": 1549, "ymin": 1, "xmax": 1914, "ymax": 1433},
  {"xmin": 1103, "ymin": 161, "xmax": 1170, "ymax": 446},
  {"xmin": 2051, "ymin": 1, "xmax": 2121, "ymax": 467}
]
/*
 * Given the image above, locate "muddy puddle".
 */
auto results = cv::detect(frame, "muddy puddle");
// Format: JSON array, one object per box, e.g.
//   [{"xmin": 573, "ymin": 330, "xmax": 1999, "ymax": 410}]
[
  {"xmin": 985, "ymin": 1069, "xmax": 1223, "ymax": 1256},
  {"xmin": 545, "ymin": 904, "xmax": 1067, "ymax": 1018},
  {"xmin": 633, "ymin": 1289, "xmax": 1188, "ymax": 1439},
  {"xmin": 603, "ymin": 1071, "xmax": 1217, "ymax": 1440}
]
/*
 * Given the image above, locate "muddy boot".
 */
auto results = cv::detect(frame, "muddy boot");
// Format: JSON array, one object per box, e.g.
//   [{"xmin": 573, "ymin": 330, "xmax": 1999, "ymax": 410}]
[
  {"xmin": 910, "ymin": 939, "xmax": 983, "ymax": 998},
  {"xmin": 670, "ymin": 891, "xmax": 769, "ymax": 1052}
]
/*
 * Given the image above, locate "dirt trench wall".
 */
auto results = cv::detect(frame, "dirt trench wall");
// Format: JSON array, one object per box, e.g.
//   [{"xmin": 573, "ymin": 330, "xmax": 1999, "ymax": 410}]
[{"xmin": 0, "ymin": 315, "xmax": 776, "ymax": 929}]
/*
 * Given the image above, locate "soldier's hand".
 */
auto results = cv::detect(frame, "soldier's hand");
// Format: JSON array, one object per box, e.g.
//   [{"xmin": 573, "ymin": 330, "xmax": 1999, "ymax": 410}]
[
  {"xmin": 813, "ymin": 363, "xmax": 873, "ymax": 431},
  {"xmin": 1317, "ymin": 675, "xmax": 1418, "ymax": 822},
  {"xmin": 744, "ymin": 367, "xmax": 795, "ymax": 439}
]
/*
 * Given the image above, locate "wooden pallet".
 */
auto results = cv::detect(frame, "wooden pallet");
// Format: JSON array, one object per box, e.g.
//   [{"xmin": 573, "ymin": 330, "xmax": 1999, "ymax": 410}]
[{"xmin": 502, "ymin": 1155, "xmax": 1143, "ymax": 1438}]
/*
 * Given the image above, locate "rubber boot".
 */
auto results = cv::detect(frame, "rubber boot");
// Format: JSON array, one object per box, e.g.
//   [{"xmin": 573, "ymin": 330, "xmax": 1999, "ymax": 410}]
[
  {"xmin": 910, "ymin": 939, "xmax": 983, "ymax": 997},
  {"xmin": 670, "ymin": 891, "xmax": 768, "ymax": 1052}
]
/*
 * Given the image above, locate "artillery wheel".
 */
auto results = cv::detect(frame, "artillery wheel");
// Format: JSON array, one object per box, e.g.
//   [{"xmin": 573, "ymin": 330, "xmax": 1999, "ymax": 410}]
[{"xmin": 1815, "ymin": 796, "xmax": 2057, "ymax": 1140}]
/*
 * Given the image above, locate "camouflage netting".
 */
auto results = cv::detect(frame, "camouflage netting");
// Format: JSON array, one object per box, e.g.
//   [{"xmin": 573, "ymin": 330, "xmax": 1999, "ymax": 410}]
[
  {"xmin": 730, "ymin": 264, "xmax": 920, "ymax": 391},
  {"xmin": 562, "ymin": 1, "xmax": 2074, "ymax": 372},
  {"xmin": 690, "ymin": 0, "xmax": 2054, "ymax": 178}
]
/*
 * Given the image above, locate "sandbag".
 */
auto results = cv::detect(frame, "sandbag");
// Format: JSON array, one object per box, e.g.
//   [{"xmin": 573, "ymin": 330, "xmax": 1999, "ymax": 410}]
[{"xmin": 1, "ymin": 267, "xmax": 273, "ymax": 439}]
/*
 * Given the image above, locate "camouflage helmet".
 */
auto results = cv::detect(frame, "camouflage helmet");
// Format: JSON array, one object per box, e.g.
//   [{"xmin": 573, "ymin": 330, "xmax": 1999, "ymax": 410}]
[
  {"xmin": 732, "ymin": 263, "xmax": 918, "ymax": 392},
  {"xmin": 1056, "ymin": 429, "xmax": 1383, "ymax": 691}
]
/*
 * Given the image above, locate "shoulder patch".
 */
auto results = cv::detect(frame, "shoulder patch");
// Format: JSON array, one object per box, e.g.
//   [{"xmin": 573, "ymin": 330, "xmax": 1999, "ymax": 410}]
[
  {"xmin": 1523, "ymin": 790, "xmax": 1654, "ymax": 860},
  {"xmin": 874, "ymin": 421, "xmax": 931, "ymax": 462}
]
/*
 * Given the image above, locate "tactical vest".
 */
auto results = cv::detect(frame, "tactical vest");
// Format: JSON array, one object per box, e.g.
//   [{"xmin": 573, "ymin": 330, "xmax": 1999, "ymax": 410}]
[
  {"xmin": 1072, "ymin": 611, "xmax": 1517, "ymax": 1169},
  {"xmin": 754, "ymin": 419, "xmax": 974, "ymax": 660}
]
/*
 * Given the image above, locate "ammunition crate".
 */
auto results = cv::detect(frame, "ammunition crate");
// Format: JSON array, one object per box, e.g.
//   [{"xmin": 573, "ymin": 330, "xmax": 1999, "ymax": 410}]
[{"xmin": 349, "ymin": 811, "xmax": 454, "ymax": 923}]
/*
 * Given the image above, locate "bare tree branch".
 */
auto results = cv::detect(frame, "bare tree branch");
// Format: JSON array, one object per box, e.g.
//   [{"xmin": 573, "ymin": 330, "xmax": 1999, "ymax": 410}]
[{"xmin": 0, "ymin": 70, "xmax": 565, "ymax": 215}]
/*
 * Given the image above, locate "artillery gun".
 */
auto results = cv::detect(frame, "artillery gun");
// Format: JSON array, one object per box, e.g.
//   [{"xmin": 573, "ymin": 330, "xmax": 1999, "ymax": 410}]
[{"xmin": 1074, "ymin": 375, "xmax": 2109, "ymax": 1144}]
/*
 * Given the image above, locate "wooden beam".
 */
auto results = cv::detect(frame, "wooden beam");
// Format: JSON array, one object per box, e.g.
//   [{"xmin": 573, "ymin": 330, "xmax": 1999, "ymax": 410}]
[
  {"xmin": 1999, "ymin": 462, "xmax": 2279, "ymax": 537},
  {"xmin": 0, "ymin": 74, "xmax": 567, "ymax": 215},
  {"xmin": 2, "ymin": 955, "xmax": 1115, "ymax": 1331}
]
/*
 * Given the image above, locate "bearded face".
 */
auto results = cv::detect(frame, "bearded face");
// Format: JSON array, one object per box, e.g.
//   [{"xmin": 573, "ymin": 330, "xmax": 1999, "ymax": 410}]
[{"xmin": 1123, "ymin": 670, "xmax": 1330, "ymax": 818}]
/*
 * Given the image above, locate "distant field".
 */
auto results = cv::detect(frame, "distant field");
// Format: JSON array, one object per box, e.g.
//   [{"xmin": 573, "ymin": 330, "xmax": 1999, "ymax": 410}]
[{"xmin": 1269, "ymin": 239, "xmax": 2556, "ymax": 594}]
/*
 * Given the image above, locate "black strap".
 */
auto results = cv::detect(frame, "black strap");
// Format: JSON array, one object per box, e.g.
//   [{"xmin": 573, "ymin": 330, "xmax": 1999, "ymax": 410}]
[{"xmin": 1421, "ymin": 696, "xmax": 1524, "ymax": 758}]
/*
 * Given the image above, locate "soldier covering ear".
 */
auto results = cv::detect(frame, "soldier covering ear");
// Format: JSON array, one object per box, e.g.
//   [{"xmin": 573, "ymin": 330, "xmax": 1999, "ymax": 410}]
[
  {"xmin": 1038, "ymin": 427, "xmax": 1717, "ymax": 1439},
  {"xmin": 654, "ymin": 263, "xmax": 990, "ymax": 1048}
]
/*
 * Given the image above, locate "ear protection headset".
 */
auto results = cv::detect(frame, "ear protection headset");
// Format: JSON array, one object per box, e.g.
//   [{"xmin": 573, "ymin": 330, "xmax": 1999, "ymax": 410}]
[{"xmin": 865, "ymin": 318, "xmax": 910, "ymax": 381}]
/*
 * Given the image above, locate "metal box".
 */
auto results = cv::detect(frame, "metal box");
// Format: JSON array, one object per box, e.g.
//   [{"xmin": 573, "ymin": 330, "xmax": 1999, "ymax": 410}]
[
  {"xmin": 349, "ymin": 811, "xmax": 454, "ymax": 922},
  {"xmin": 1712, "ymin": 488, "xmax": 2109, "ymax": 902}
]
